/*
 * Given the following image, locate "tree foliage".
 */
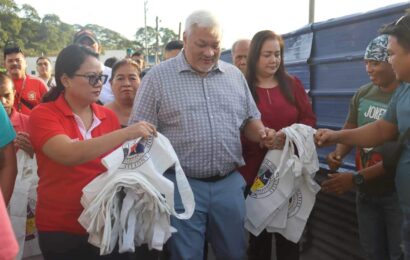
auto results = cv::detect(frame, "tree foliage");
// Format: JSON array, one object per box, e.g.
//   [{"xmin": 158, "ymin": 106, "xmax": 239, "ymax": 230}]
[
  {"xmin": 134, "ymin": 26, "xmax": 179, "ymax": 56},
  {"xmin": 0, "ymin": 0, "xmax": 178, "ymax": 58}
]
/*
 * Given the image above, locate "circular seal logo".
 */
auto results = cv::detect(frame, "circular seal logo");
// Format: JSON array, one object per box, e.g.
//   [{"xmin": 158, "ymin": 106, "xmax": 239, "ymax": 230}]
[
  {"xmin": 248, "ymin": 159, "xmax": 279, "ymax": 199},
  {"xmin": 119, "ymin": 136, "xmax": 154, "ymax": 169},
  {"xmin": 287, "ymin": 189, "xmax": 303, "ymax": 218}
]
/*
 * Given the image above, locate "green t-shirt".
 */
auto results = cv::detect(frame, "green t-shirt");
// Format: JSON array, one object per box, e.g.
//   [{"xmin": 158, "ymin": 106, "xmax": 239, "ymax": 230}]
[
  {"xmin": 346, "ymin": 82, "xmax": 395, "ymax": 195},
  {"xmin": 0, "ymin": 103, "xmax": 16, "ymax": 148}
]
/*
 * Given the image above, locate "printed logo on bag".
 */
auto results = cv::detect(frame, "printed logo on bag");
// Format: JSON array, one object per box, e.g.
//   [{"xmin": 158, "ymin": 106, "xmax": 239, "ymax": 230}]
[
  {"xmin": 120, "ymin": 136, "xmax": 154, "ymax": 169},
  {"xmin": 249, "ymin": 159, "xmax": 279, "ymax": 199},
  {"xmin": 25, "ymin": 203, "xmax": 36, "ymax": 241},
  {"xmin": 288, "ymin": 189, "xmax": 302, "ymax": 218}
]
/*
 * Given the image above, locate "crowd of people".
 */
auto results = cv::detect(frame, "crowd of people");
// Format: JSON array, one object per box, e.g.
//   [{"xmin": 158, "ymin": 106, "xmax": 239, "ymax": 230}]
[{"xmin": 0, "ymin": 8, "xmax": 409, "ymax": 260}]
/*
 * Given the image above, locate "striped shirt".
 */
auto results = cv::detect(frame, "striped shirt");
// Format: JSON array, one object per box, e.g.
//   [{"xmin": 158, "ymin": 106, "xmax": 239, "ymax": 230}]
[{"xmin": 129, "ymin": 52, "xmax": 260, "ymax": 178}]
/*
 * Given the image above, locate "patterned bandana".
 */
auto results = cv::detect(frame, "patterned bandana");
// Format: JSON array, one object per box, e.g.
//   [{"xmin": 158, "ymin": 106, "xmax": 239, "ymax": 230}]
[{"xmin": 364, "ymin": 35, "xmax": 389, "ymax": 62}]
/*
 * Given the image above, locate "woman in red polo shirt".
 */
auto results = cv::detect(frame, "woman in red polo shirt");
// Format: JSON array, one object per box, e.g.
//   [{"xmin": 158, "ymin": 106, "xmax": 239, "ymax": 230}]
[
  {"xmin": 29, "ymin": 44, "xmax": 156, "ymax": 260},
  {"xmin": 240, "ymin": 30, "xmax": 316, "ymax": 260}
]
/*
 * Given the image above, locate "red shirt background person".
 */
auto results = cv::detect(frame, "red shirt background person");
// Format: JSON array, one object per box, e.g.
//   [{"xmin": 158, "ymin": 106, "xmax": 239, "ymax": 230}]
[
  {"xmin": 0, "ymin": 73, "xmax": 33, "ymax": 157},
  {"xmin": 240, "ymin": 30, "xmax": 316, "ymax": 260},
  {"xmin": 3, "ymin": 46, "xmax": 48, "ymax": 115},
  {"xmin": 29, "ymin": 44, "xmax": 156, "ymax": 259}
]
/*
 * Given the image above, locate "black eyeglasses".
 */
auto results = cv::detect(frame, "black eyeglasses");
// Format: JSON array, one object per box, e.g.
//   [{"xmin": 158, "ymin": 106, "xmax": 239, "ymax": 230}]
[{"xmin": 74, "ymin": 74, "xmax": 108, "ymax": 86}]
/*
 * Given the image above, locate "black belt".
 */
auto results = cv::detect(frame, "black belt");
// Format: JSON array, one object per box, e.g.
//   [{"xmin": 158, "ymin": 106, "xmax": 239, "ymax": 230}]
[{"xmin": 190, "ymin": 170, "xmax": 236, "ymax": 182}]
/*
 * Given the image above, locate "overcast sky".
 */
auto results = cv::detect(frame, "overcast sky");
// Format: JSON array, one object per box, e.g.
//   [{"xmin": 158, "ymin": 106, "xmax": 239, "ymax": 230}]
[{"xmin": 14, "ymin": 0, "xmax": 408, "ymax": 48}]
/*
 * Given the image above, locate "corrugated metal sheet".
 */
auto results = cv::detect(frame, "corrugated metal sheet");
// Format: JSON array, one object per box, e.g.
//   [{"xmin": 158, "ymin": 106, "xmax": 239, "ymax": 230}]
[
  {"xmin": 301, "ymin": 170, "xmax": 365, "ymax": 260},
  {"xmin": 283, "ymin": 2, "xmax": 410, "ymax": 170}
]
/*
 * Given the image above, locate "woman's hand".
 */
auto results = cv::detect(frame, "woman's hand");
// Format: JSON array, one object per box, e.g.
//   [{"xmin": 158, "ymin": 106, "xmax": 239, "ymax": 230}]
[
  {"xmin": 14, "ymin": 132, "xmax": 34, "ymax": 158},
  {"xmin": 124, "ymin": 121, "xmax": 157, "ymax": 140}
]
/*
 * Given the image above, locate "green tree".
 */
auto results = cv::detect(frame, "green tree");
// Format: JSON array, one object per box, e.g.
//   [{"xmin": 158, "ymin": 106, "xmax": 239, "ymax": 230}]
[
  {"xmin": 81, "ymin": 24, "xmax": 141, "ymax": 52},
  {"xmin": 134, "ymin": 26, "xmax": 178, "ymax": 57},
  {"xmin": 159, "ymin": 27, "xmax": 178, "ymax": 47},
  {"xmin": 0, "ymin": 1, "xmax": 173, "ymax": 57},
  {"xmin": 19, "ymin": 4, "xmax": 40, "ymax": 22}
]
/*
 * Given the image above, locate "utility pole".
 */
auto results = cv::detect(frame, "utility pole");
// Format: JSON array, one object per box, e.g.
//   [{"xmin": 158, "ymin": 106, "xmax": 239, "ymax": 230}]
[
  {"xmin": 155, "ymin": 16, "xmax": 159, "ymax": 64},
  {"xmin": 309, "ymin": 0, "xmax": 315, "ymax": 23},
  {"xmin": 178, "ymin": 22, "xmax": 182, "ymax": 40},
  {"xmin": 144, "ymin": 0, "xmax": 149, "ymax": 66}
]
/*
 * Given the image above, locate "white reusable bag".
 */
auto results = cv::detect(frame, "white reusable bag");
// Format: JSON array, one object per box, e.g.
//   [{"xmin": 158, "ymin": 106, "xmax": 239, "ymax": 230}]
[
  {"xmin": 245, "ymin": 124, "xmax": 320, "ymax": 242},
  {"xmin": 8, "ymin": 150, "xmax": 41, "ymax": 260},
  {"xmin": 79, "ymin": 133, "xmax": 195, "ymax": 255}
]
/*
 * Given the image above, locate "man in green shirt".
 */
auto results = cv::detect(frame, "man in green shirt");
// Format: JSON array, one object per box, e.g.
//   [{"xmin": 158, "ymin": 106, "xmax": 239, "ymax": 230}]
[{"xmin": 323, "ymin": 35, "xmax": 403, "ymax": 260}]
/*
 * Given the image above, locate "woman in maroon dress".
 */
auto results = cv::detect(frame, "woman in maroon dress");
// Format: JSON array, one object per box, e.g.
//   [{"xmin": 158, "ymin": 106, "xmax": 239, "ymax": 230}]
[{"xmin": 240, "ymin": 30, "xmax": 316, "ymax": 260}]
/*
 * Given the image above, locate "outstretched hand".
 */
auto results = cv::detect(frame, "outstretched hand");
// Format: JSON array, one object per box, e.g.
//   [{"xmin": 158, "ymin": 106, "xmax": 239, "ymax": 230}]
[
  {"xmin": 314, "ymin": 128, "xmax": 338, "ymax": 147},
  {"xmin": 321, "ymin": 172, "xmax": 354, "ymax": 195},
  {"xmin": 125, "ymin": 121, "xmax": 157, "ymax": 140}
]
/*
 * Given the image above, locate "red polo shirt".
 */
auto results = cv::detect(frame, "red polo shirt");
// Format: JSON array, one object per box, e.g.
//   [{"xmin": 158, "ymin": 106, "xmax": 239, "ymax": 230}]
[
  {"xmin": 29, "ymin": 94, "xmax": 120, "ymax": 234},
  {"xmin": 10, "ymin": 108, "xmax": 29, "ymax": 133},
  {"xmin": 13, "ymin": 75, "xmax": 48, "ymax": 115}
]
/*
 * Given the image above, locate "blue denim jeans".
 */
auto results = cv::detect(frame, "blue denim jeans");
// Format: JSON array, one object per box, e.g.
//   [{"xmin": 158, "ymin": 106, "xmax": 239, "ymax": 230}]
[
  {"xmin": 165, "ymin": 171, "xmax": 247, "ymax": 260},
  {"xmin": 356, "ymin": 191, "xmax": 404, "ymax": 260}
]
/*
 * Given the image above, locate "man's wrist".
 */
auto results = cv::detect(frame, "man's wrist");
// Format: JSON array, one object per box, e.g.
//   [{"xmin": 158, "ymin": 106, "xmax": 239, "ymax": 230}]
[{"xmin": 352, "ymin": 171, "xmax": 365, "ymax": 187}]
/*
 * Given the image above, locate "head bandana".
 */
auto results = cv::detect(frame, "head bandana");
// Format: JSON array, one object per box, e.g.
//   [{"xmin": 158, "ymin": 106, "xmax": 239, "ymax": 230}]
[{"xmin": 364, "ymin": 35, "xmax": 389, "ymax": 62}]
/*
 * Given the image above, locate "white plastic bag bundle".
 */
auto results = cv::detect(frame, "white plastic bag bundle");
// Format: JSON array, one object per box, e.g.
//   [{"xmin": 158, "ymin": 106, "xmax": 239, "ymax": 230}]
[
  {"xmin": 79, "ymin": 133, "xmax": 195, "ymax": 255},
  {"xmin": 245, "ymin": 124, "xmax": 320, "ymax": 243},
  {"xmin": 8, "ymin": 150, "xmax": 41, "ymax": 260}
]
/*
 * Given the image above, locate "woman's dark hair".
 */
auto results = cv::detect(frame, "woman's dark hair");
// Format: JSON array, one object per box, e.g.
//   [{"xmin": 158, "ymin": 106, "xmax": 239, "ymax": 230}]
[
  {"xmin": 246, "ymin": 30, "xmax": 294, "ymax": 104},
  {"xmin": 0, "ymin": 72, "xmax": 13, "ymax": 89},
  {"xmin": 110, "ymin": 58, "xmax": 141, "ymax": 79},
  {"xmin": 42, "ymin": 44, "xmax": 99, "ymax": 103},
  {"xmin": 104, "ymin": 56, "xmax": 118, "ymax": 68}
]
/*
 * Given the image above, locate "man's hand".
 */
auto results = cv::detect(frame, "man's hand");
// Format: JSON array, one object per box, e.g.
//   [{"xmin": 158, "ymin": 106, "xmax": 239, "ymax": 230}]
[
  {"xmin": 14, "ymin": 132, "xmax": 34, "ymax": 158},
  {"xmin": 272, "ymin": 131, "xmax": 286, "ymax": 150},
  {"xmin": 315, "ymin": 129, "xmax": 338, "ymax": 147},
  {"xmin": 326, "ymin": 151, "xmax": 343, "ymax": 171},
  {"xmin": 321, "ymin": 172, "xmax": 354, "ymax": 195},
  {"xmin": 259, "ymin": 127, "xmax": 277, "ymax": 150}
]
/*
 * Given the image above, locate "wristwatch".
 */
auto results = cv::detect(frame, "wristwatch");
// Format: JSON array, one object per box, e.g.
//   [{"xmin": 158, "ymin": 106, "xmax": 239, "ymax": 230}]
[{"xmin": 352, "ymin": 171, "xmax": 365, "ymax": 187}]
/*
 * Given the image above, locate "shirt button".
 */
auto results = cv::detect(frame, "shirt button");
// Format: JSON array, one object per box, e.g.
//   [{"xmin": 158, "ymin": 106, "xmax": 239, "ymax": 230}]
[
  {"xmin": 207, "ymin": 96, "xmax": 210, "ymax": 100},
  {"xmin": 210, "ymin": 115, "xmax": 214, "ymax": 119}
]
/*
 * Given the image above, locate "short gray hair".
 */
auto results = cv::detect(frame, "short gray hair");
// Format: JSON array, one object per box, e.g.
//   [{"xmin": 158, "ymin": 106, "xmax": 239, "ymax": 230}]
[
  {"xmin": 184, "ymin": 10, "xmax": 222, "ymax": 36},
  {"xmin": 231, "ymin": 39, "xmax": 250, "ymax": 55}
]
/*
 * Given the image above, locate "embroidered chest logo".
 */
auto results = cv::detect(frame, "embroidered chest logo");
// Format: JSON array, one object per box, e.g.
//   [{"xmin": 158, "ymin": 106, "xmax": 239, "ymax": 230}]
[
  {"xmin": 249, "ymin": 159, "xmax": 279, "ymax": 199},
  {"xmin": 120, "ymin": 136, "xmax": 154, "ymax": 169},
  {"xmin": 287, "ymin": 189, "xmax": 303, "ymax": 218},
  {"xmin": 27, "ymin": 91, "xmax": 36, "ymax": 101}
]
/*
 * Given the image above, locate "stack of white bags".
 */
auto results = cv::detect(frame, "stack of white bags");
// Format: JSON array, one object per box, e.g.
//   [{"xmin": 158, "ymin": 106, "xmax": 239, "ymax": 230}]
[
  {"xmin": 245, "ymin": 124, "xmax": 320, "ymax": 243},
  {"xmin": 78, "ymin": 133, "xmax": 195, "ymax": 255}
]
